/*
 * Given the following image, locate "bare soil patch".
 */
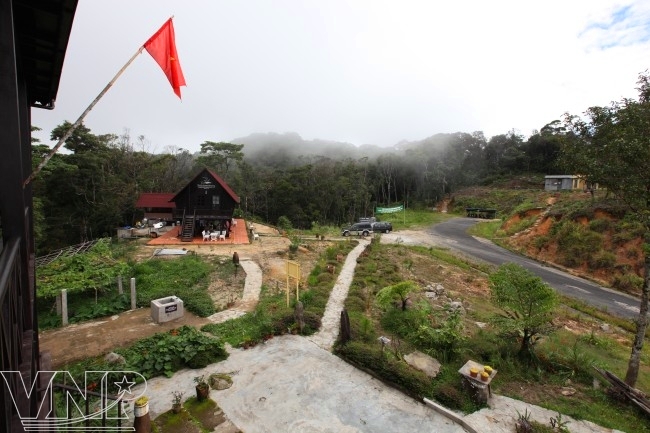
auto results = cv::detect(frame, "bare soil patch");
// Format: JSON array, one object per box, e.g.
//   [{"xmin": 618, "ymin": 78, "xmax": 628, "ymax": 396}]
[{"xmin": 133, "ymin": 225, "xmax": 337, "ymax": 300}]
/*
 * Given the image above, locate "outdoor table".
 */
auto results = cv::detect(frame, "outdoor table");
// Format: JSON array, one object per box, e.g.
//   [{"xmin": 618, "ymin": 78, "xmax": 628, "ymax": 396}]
[{"xmin": 458, "ymin": 360, "xmax": 497, "ymax": 404}]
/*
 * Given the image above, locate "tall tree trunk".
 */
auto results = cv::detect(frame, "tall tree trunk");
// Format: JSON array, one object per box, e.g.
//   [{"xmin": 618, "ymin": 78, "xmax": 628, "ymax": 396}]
[{"xmin": 624, "ymin": 253, "xmax": 650, "ymax": 387}]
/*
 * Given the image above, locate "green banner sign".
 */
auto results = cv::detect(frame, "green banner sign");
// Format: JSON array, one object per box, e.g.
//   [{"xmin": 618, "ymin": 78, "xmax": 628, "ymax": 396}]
[{"xmin": 376, "ymin": 205, "xmax": 404, "ymax": 214}]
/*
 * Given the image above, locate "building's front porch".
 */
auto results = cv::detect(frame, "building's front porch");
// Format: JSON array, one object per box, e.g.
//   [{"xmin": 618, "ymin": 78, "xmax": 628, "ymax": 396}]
[{"xmin": 147, "ymin": 218, "xmax": 250, "ymax": 246}]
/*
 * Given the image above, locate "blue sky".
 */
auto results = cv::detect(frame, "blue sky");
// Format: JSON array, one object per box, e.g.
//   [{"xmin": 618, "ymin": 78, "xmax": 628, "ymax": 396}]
[{"xmin": 32, "ymin": 1, "xmax": 650, "ymax": 153}]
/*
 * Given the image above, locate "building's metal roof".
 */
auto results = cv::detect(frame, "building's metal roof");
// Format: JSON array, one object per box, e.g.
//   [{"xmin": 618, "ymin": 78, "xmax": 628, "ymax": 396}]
[
  {"xmin": 14, "ymin": 0, "xmax": 78, "ymax": 109},
  {"xmin": 136, "ymin": 193, "xmax": 177, "ymax": 209}
]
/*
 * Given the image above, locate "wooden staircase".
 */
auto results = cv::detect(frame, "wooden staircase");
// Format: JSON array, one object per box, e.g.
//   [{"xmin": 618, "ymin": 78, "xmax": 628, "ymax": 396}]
[{"xmin": 181, "ymin": 212, "xmax": 196, "ymax": 242}]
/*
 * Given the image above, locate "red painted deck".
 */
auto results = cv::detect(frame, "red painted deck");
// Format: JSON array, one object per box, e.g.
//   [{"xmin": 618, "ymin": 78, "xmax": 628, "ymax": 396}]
[{"xmin": 147, "ymin": 218, "xmax": 250, "ymax": 246}]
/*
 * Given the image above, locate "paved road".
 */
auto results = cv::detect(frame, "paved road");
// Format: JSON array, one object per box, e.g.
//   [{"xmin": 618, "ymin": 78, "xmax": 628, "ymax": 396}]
[{"xmin": 429, "ymin": 217, "xmax": 643, "ymax": 320}]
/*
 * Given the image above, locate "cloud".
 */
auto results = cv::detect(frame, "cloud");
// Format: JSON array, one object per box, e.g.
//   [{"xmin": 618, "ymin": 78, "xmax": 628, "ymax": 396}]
[
  {"xmin": 31, "ymin": 1, "xmax": 650, "ymax": 153},
  {"xmin": 581, "ymin": 3, "xmax": 650, "ymax": 50}
]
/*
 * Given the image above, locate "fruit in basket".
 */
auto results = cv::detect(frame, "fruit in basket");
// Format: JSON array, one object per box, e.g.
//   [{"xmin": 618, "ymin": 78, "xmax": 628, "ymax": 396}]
[
  {"xmin": 469, "ymin": 367, "xmax": 479, "ymax": 377},
  {"xmin": 484, "ymin": 365, "xmax": 493, "ymax": 374},
  {"xmin": 481, "ymin": 371, "xmax": 489, "ymax": 381}
]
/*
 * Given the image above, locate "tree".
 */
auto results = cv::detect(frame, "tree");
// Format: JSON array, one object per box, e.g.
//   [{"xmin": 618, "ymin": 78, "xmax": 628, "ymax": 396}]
[
  {"xmin": 560, "ymin": 72, "xmax": 650, "ymax": 387},
  {"xmin": 489, "ymin": 263, "xmax": 558, "ymax": 359},
  {"xmin": 376, "ymin": 281, "xmax": 419, "ymax": 311},
  {"xmin": 51, "ymin": 121, "xmax": 105, "ymax": 153},
  {"xmin": 196, "ymin": 141, "xmax": 244, "ymax": 178}
]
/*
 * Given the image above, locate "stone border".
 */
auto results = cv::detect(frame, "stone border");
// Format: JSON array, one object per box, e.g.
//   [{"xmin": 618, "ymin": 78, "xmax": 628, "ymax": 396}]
[{"xmin": 423, "ymin": 398, "xmax": 478, "ymax": 433}]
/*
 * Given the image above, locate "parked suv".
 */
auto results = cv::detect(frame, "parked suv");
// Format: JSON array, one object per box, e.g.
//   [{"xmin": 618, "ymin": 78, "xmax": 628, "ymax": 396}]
[
  {"xmin": 372, "ymin": 221, "xmax": 392, "ymax": 233},
  {"xmin": 341, "ymin": 222, "xmax": 373, "ymax": 236}
]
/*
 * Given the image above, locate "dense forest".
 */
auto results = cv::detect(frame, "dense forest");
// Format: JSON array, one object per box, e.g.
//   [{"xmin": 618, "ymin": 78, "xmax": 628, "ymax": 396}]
[{"xmin": 31, "ymin": 119, "xmax": 564, "ymax": 254}]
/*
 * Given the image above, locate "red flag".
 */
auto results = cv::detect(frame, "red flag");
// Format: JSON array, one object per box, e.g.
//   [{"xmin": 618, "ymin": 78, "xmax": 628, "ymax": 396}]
[{"xmin": 144, "ymin": 18, "xmax": 186, "ymax": 98}]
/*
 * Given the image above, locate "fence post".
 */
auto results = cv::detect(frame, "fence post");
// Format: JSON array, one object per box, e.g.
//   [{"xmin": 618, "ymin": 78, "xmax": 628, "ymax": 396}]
[
  {"xmin": 130, "ymin": 278, "xmax": 136, "ymax": 310},
  {"xmin": 117, "ymin": 275, "xmax": 123, "ymax": 295},
  {"xmin": 61, "ymin": 289, "xmax": 68, "ymax": 326},
  {"xmin": 56, "ymin": 293, "xmax": 62, "ymax": 316}
]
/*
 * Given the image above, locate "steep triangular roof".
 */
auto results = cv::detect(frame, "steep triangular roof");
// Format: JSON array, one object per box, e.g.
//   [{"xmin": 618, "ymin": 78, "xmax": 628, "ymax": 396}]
[{"xmin": 171, "ymin": 168, "xmax": 240, "ymax": 203}]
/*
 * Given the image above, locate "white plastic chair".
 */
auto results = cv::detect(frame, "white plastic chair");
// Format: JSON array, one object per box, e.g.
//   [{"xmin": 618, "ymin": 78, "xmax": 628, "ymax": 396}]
[{"xmin": 202, "ymin": 231, "xmax": 210, "ymax": 242}]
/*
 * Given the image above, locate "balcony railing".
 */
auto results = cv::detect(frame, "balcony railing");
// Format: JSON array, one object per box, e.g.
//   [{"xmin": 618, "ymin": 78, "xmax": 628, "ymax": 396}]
[
  {"xmin": 172, "ymin": 207, "xmax": 235, "ymax": 220},
  {"xmin": 0, "ymin": 237, "xmax": 37, "ymax": 432}
]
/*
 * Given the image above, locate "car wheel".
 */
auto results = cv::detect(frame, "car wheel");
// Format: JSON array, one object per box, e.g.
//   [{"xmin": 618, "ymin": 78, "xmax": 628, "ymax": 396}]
[
  {"xmin": 150, "ymin": 232, "xmax": 158, "ymax": 238},
  {"xmin": 343, "ymin": 232, "xmax": 349, "ymax": 236},
  {"xmin": 384, "ymin": 229, "xmax": 390, "ymax": 233},
  {"xmin": 362, "ymin": 230, "xmax": 369, "ymax": 236}
]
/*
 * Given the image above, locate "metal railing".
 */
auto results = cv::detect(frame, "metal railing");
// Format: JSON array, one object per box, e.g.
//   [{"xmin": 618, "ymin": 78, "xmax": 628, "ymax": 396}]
[{"xmin": 0, "ymin": 237, "xmax": 32, "ymax": 433}]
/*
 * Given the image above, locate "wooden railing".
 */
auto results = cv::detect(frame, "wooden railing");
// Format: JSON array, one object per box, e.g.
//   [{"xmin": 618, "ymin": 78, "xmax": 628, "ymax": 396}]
[
  {"xmin": 172, "ymin": 207, "xmax": 235, "ymax": 220},
  {"xmin": 35, "ymin": 239, "xmax": 104, "ymax": 268}
]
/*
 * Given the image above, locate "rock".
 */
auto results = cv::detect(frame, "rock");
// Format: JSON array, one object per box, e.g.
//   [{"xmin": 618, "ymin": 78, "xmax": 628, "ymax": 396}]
[
  {"xmin": 600, "ymin": 323, "xmax": 610, "ymax": 332},
  {"xmin": 474, "ymin": 322, "xmax": 487, "ymax": 329},
  {"xmin": 403, "ymin": 351, "xmax": 441, "ymax": 378},
  {"xmin": 209, "ymin": 373, "xmax": 233, "ymax": 390},
  {"xmin": 104, "ymin": 352, "xmax": 125, "ymax": 365},
  {"xmin": 561, "ymin": 387, "xmax": 576, "ymax": 396},
  {"xmin": 448, "ymin": 301, "xmax": 465, "ymax": 314}
]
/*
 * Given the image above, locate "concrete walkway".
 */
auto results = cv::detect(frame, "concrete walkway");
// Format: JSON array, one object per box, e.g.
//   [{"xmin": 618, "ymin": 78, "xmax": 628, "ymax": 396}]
[
  {"xmin": 141, "ymin": 336, "xmax": 469, "ymax": 433},
  {"xmin": 308, "ymin": 239, "xmax": 370, "ymax": 349}
]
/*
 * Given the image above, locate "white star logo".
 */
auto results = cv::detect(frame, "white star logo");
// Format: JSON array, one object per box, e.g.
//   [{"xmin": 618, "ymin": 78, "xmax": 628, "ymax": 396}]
[{"xmin": 114, "ymin": 376, "xmax": 136, "ymax": 395}]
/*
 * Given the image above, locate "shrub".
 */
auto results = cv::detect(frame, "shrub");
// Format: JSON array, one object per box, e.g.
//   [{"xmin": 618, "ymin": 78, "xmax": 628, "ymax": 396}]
[
  {"xmin": 411, "ymin": 309, "xmax": 465, "ymax": 362},
  {"xmin": 532, "ymin": 235, "xmax": 550, "ymax": 251},
  {"xmin": 335, "ymin": 341, "xmax": 431, "ymax": 398},
  {"xmin": 277, "ymin": 216, "xmax": 292, "ymax": 230},
  {"xmin": 587, "ymin": 251, "xmax": 616, "ymax": 270},
  {"xmin": 612, "ymin": 273, "xmax": 644, "ymax": 293},
  {"xmin": 463, "ymin": 329, "xmax": 502, "ymax": 364},
  {"xmin": 381, "ymin": 304, "xmax": 430, "ymax": 339},
  {"xmin": 554, "ymin": 221, "xmax": 603, "ymax": 267},
  {"xmin": 588, "ymin": 218, "xmax": 611, "ymax": 233}
]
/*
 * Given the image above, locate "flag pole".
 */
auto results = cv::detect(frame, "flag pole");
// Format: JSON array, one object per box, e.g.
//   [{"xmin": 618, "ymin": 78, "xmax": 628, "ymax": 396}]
[{"xmin": 24, "ymin": 45, "xmax": 145, "ymax": 187}]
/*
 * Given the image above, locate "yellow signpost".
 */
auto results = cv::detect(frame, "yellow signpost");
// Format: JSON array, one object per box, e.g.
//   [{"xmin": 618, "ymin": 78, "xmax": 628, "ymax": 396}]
[{"xmin": 286, "ymin": 260, "xmax": 301, "ymax": 307}]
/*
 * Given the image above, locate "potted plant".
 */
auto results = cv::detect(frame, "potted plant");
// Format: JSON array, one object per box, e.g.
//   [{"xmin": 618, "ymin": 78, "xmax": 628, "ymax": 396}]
[
  {"xmin": 133, "ymin": 396, "xmax": 149, "ymax": 417},
  {"xmin": 171, "ymin": 391, "xmax": 184, "ymax": 413},
  {"xmin": 194, "ymin": 375, "xmax": 209, "ymax": 401}
]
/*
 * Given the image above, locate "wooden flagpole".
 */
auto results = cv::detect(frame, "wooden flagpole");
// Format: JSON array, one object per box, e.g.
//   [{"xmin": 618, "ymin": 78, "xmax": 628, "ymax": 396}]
[{"xmin": 24, "ymin": 46, "xmax": 145, "ymax": 187}]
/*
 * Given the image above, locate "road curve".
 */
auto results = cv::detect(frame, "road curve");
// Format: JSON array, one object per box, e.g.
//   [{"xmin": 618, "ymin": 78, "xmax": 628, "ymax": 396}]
[{"xmin": 429, "ymin": 217, "xmax": 643, "ymax": 320}]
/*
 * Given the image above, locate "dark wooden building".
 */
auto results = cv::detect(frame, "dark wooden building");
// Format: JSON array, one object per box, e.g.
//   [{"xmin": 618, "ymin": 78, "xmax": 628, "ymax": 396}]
[
  {"xmin": 170, "ymin": 168, "xmax": 240, "ymax": 241},
  {"xmin": 1, "ymin": 1, "xmax": 78, "ymax": 431}
]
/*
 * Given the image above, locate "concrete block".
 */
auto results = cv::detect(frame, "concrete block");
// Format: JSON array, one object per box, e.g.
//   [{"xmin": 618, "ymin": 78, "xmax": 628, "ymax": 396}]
[{"xmin": 150, "ymin": 296, "xmax": 184, "ymax": 323}]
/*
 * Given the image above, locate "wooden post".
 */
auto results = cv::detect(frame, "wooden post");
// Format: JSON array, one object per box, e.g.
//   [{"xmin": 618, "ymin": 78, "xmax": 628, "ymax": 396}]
[
  {"xmin": 130, "ymin": 278, "xmax": 136, "ymax": 310},
  {"xmin": 133, "ymin": 399, "xmax": 151, "ymax": 433},
  {"xmin": 61, "ymin": 289, "xmax": 68, "ymax": 326},
  {"xmin": 117, "ymin": 275, "xmax": 123, "ymax": 295},
  {"xmin": 56, "ymin": 293, "xmax": 62, "ymax": 316}
]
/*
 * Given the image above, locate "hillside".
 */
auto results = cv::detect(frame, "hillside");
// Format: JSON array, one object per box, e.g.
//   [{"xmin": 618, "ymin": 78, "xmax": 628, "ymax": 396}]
[{"xmin": 449, "ymin": 186, "xmax": 645, "ymax": 297}]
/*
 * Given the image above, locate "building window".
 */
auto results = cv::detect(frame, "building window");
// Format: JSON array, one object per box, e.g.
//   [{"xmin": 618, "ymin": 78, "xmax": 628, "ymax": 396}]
[{"xmin": 212, "ymin": 195, "xmax": 220, "ymax": 209}]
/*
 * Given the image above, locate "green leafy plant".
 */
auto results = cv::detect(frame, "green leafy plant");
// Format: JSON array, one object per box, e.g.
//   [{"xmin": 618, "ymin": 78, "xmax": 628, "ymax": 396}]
[
  {"xmin": 489, "ymin": 263, "xmax": 558, "ymax": 359},
  {"xmin": 119, "ymin": 326, "xmax": 227, "ymax": 378},
  {"xmin": 376, "ymin": 281, "xmax": 419, "ymax": 311},
  {"xmin": 515, "ymin": 408, "xmax": 533, "ymax": 433},
  {"xmin": 37, "ymin": 239, "xmax": 131, "ymax": 299},
  {"xmin": 550, "ymin": 412, "xmax": 570, "ymax": 433}
]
